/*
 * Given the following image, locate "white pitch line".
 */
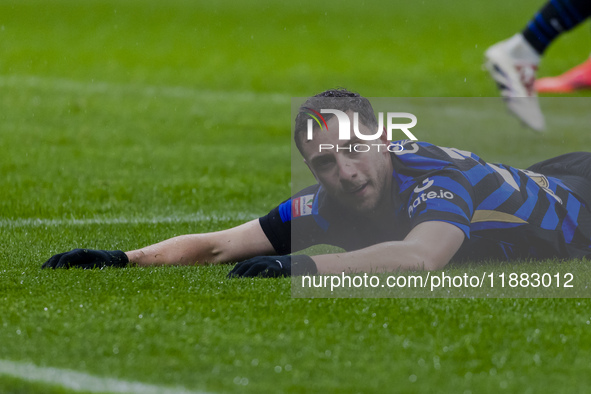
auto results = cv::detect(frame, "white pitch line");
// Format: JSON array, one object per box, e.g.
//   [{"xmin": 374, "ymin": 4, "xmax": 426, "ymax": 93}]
[
  {"xmin": 0, "ymin": 359, "xmax": 209, "ymax": 394},
  {"xmin": 0, "ymin": 74, "xmax": 290, "ymax": 103},
  {"xmin": 0, "ymin": 212, "xmax": 259, "ymax": 228}
]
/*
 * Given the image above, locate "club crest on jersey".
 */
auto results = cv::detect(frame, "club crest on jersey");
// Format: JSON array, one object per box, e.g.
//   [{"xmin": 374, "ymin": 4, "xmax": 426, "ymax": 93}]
[
  {"xmin": 520, "ymin": 169, "xmax": 562, "ymax": 204},
  {"xmin": 292, "ymin": 195, "xmax": 314, "ymax": 218},
  {"xmin": 408, "ymin": 178, "xmax": 455, "ymax": 217}
]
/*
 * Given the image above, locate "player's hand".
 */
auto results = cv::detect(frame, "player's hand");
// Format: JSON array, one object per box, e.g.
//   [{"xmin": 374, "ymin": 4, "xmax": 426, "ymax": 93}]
[
  {"xmin": 41, "ymin": 249, "xmax": 129, "ymax": 269},
  {"xmin": 227, "ymin": 255, "xmax": 317, "ymax": 278}
]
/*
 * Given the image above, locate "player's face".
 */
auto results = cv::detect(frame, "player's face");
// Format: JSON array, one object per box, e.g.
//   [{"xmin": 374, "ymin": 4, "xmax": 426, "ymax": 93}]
[{"xmin": 299, "ymin": 113, "xmax": 393, "ymax": 215}]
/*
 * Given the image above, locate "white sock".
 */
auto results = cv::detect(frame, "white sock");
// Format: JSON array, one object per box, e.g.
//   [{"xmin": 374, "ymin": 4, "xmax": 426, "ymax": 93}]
[{"xmin": 504, "ymin": 34, "xmax": 541, "ymax": 65}]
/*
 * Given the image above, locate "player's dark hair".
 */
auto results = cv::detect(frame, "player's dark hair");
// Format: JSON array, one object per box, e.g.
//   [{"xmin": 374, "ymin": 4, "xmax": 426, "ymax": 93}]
[{"xmin": 294, "ymin": 88, "xmax": 378, "ymax": 154}]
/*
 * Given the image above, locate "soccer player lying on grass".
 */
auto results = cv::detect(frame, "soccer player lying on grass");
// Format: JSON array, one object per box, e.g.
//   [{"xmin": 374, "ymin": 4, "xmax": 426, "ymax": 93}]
[{"xmin": 42, "ymin": 89, "xmax": 591, "ymax": 277}]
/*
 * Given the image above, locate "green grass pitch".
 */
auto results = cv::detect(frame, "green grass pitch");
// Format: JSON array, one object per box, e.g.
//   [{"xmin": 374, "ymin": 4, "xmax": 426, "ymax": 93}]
[{"xmin": 1, "ymin": 0, "xmax": 591, "ymax": 392}]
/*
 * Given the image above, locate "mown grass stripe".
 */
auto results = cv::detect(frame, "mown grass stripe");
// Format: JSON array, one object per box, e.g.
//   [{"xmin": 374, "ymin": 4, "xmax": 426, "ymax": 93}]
[
  {"xmin": 0, "ymin": 213, "xmax": 259, "ymax": 228},
  {"xmin": 0, "ymin": 74, "xmax": 290, "ymax": 103},
  {"xmin": 0, "ymin": 359, "xmax": 209, "ymax": 394}
]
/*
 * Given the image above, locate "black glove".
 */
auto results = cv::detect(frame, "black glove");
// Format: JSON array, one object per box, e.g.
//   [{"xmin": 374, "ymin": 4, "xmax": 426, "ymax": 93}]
[
  {"xmin": 227, "ymin": 255, "xmax": 317, "ymax": 278},
  {"xmin": 41, "ymin": 249, "xmax": 129, "ymax": 269}
]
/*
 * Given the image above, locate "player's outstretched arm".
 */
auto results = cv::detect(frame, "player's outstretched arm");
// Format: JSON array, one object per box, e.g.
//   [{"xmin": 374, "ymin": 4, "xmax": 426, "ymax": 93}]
[
  {"xmin": 312, "ymin": 221, "xmax": 465, "ymax": 274},
  {"xmin": 228, "ymin": 221, "xmax": 465, "ymax": 277},
  {"xmin": 127, "ymin": 219, "xmax": 275, "ymax": 267},
  {"xmin": 42, "ymin": 219, "xmax": 276, "ymax": 269}
]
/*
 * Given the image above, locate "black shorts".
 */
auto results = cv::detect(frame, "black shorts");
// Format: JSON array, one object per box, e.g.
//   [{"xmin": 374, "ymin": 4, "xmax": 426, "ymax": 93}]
[{"xmin": 527, "ymin": 152, "xmax": 591, "ymax": 205}]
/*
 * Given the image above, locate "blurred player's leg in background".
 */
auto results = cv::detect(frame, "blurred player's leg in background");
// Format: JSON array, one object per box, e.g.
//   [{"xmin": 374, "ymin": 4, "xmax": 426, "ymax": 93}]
[
  {"xmin": 484, "ymin": 0, "xmax": 591, "ymax": 131},
  {"xmin": 535, "ymin": 55, "xmax": 591, "ymax": 92}
]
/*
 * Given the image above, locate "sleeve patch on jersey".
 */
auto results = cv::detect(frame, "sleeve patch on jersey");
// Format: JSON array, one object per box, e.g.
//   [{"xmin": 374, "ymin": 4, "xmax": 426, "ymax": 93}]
[{"xmin": 292, "ymin": 194, "xmax": 314, "ymax": 218}]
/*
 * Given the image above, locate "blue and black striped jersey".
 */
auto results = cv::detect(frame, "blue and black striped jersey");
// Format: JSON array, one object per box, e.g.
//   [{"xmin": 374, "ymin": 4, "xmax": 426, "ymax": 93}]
[{"xmin": 259, "ymin": 141, "xmax": 591, "ymax": 262}]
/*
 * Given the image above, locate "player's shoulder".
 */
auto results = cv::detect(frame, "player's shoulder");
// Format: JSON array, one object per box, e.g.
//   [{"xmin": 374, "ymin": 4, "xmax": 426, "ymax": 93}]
[
  {"xmin": 392, "ymin": 140, "xmax": 482, "ymax": 172},
  {"xmin": 292, "ymin": 184, "xmax": 321, "ymax": 199}
]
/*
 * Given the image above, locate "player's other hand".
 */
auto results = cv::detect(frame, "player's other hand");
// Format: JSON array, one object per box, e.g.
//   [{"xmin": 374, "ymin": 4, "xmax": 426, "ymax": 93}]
[
  {"xmin": 227, "ymin": 255, "xmax": 317, "ymax": 278},
  {"xmin": 41, "ymin": 249, "xmax": 129, "ymax": 269}
]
